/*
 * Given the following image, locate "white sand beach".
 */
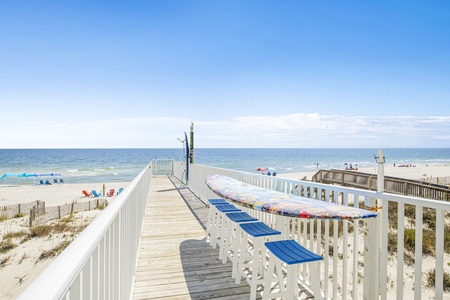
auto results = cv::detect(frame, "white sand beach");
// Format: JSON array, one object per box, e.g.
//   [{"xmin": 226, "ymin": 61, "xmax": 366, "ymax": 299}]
[
  {"xmin": 279, "ymin": 163, "xmax": 450, "ymax": 185},
  {"xmin": 0, "ymin": 181, "xmax": 130, "ymax": 299}
]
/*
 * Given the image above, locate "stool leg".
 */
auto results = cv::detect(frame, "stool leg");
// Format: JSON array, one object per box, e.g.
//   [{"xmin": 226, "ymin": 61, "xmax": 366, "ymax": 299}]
[
  {"xmin": 275, "ymin": 259, "xmax": 286, "ymax": 293},
  {"xmin": 286, "ymin": 264, "xmax": 298, "ymax": 300},
  {"xmin": 231, "ymin": 225, "xmax": 242, "ymax": 279},
  {"xmin": 249, "ymin": 238, "xmax": 262, "ymax": 300},
  {"xmin": 309, "ymin": 261, "xmax": 323, "ymax": 300},
  {"xmin": 221, "ymin": 218, "xmax": 232, "ymax": 262},
  {"xmin": 210, "ymin": 208, "xmax": 218, "ymax": 248},
  {"xmin": 212, "ymin": 211, "xmax": 223, "ymax": 249},
  {"xmin": 235, "ymin": 231, "xmax": 248, "ymax": 285},
  {"xmin": 263, "ymin": 255, "xmax": 276, "ymax": 300},
  {"xmin": 259, "ymin": 239, "xmax": 267, "ymax": 275},
  {"xmin": 205, "ymin": 205, "xmax": 213, "ymax": 240}
]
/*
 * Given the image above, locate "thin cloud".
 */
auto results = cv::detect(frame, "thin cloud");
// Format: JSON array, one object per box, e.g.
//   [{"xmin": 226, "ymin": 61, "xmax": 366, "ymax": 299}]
[{"xmin": 1, "ymin": 113, "xmax": 449, "ymax": 148}]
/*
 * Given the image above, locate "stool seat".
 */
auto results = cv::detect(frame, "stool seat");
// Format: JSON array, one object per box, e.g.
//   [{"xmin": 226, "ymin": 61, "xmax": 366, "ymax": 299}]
[
  {"xmin": 215, "ymin": 204, "xmax": 241, "ymax": 213},
  {"xmin": 208, "ymin": 199, "xmax": 229, "ymax": 205},
  {"xmin": 226, "ymin": 212, "xmax": 258, "ymax": 223},
  {"xmin": 265, "ymin": 240, "xmax": 322, "ymax": 265},
  {"xmin": 264, "ymin": 240, "xmax": 323, "ymax": 300},
  {"xmin": 240, "ymin": 222, "xmax": 281, "ymax": 237}
]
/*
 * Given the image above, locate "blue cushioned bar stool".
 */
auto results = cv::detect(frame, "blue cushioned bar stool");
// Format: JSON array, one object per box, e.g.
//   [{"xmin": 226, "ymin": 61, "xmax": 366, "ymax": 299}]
[
  {"xmin": 221, "ymin": 212, "xmax": 258, "ymax": 276},
  {"xmin": 205, "ymin": 199, "xmax": 229, "ymax": 242},
  {"xmin": 236, "ymin": 222, "xmax": 281, "ymax": 300},
  {"xmin": 263, "ymin": 240, "xmax": 323, "ymax": 300},
  {"xmin": 210, "ymin": 204, "xmax": 241, "ymax": 249}
]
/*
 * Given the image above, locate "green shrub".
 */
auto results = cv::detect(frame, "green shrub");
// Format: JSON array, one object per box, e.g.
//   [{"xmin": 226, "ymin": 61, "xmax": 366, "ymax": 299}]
[
  {"xmin": 0, "ymin": 214, "xmax": 8, "ymax": 222},
  {"xmin": 388, "ymin": 232, "xmax": 397, "ymax": 253},
  {"xmin": 0, "ymin": 239, "xmax": 17, "ymax": 253},
  {"xmin": 4, "ymin": 230, "xmax": 28, "ymax": 240},
  {"xmin": 39, "ymin": 240, "xmax": 71, "ymax": 260},
  {"xmin": 425, "ymin": 269, "xmax": 450, "ymax": 292},
  {"xmin": 403, "ymin": 228, "xmax": 435, "ymax": 256},
  {"xmin": 29, "ymin": 224, "xmax": 53, "ymax": 237},
  {"xmin": 0, "ymin": 255, "xmax": 11, "ymax": 267},
  {"xmin": 445, "ymin": 225, "xmax": 450, "ymax": 254}
]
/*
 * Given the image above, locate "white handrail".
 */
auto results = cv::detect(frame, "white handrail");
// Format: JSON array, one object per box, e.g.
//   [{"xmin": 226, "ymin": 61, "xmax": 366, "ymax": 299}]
[{"xmin": 18, "ymin": 163, "xmax": 152, "ymax": 300}]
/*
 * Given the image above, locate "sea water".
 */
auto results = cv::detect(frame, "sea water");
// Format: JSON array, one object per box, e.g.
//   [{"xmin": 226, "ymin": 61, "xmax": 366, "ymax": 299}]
[{"xmin": 0, "ymin": 148, "xmax": 449, "ymax": 184}]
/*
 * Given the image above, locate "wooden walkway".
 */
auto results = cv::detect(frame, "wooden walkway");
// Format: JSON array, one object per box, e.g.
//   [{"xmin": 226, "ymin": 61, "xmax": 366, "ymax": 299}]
[{"xmin": 132, "ymin": 176, "xmax": 252, "ymax": 299}]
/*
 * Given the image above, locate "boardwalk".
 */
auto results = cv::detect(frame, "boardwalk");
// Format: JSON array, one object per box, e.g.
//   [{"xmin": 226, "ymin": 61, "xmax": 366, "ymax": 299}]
[{"xmin": 132, "ymin": 176, "xmax": 252, "ymax": 299}]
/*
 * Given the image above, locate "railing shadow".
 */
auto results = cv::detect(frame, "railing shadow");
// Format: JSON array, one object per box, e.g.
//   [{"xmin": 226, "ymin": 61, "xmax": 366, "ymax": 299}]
[
  {"xmin": 179, "ymin": 239, "xmax": 252, "ymax": 299},
  {"xmin": 168, "ymin": 175, "xmax": 208, "ymax": 230}
]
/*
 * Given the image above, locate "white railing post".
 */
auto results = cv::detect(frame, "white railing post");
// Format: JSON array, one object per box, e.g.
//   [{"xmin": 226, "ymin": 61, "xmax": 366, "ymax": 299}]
[
  {"xmin": 364, "ymin": 149, "xmax": 384, "ymax": 299},
  {"xmin": 363, "ymin": 196, "xmax": 378, "ymax": 300}
]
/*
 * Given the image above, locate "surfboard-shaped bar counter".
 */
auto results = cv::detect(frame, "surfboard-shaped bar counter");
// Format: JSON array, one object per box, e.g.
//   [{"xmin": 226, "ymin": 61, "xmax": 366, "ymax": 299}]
[{"xmin": 206, "ymin": 174, "xmax": 377, "ymax": 220}]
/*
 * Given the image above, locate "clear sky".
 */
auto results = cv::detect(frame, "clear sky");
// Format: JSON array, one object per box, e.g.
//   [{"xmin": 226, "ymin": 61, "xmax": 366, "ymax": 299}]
[{"xmin": 1, "ymin": 1, "xmax": 449, "ymax": 148}]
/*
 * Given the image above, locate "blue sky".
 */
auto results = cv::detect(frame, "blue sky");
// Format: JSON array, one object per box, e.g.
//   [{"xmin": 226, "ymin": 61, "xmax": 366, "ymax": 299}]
[{"xmin": 1, "ymin": 1, "xmax": 449, "ymax": 148}]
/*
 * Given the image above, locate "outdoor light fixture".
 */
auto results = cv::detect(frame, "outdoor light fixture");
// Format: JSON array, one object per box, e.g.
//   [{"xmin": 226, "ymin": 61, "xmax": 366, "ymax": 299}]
[{"xmin": 373, "ymin": 153, "xmax": 385, "ymax": 163}]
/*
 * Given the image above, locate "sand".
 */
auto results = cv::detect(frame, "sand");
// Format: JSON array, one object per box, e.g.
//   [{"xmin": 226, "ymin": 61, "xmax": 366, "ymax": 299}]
[
  {"xmin": 0, "ymin": 181, "xmax": 130, "ymax": 299},
  {"xmin": 278, "ymin": 163, "xmax": 450, "ymax": 185}
]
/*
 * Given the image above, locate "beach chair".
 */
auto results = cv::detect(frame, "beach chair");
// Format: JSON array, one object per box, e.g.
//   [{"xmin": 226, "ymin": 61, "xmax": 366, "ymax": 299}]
[
  {"xmin": 92, "ymin": 190, "xmax": 102, "ymax": 197},
  {"xmin": 59, "ymin": 178, "xmax": 64, "ymax": 183},
  {"xmin": 117, "ymin": 187, "xmax": 124, "ymax": 195},
  {"xmin": 107, "ymin": 189, "xmax": 115, "ymax": 197},
  {"xmin": 53, "ymin": 179, "xmax": 58, "ymax": 184},
  {"xmin": 82, "ymin": 190, "xmax": 92, "ymax": 197},
  {"xmin": 45, "ymin": 180, "xmax": 51, "ymax": 185},
  {"xmin": 39, "ymin": 180, "xmax": 44, "ymax": 185}
]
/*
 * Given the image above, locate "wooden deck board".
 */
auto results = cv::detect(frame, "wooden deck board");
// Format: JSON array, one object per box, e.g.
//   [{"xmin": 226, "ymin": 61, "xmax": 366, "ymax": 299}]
[{"xmin": 132, "ymin": 176, "xmax": 252, "ymax": 300}]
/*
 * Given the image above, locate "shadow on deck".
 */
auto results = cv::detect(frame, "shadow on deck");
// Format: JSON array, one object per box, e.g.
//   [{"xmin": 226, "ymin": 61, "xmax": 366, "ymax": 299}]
[{"xmin": 132, "ymin": 176, "xmax": 252, "ymax": 299}]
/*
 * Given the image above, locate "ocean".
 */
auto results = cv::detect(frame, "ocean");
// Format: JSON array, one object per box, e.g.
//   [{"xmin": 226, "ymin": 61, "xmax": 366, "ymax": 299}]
[{"xmin": 0, "ymin": 148, "xmax": 449, "ymax": 184}]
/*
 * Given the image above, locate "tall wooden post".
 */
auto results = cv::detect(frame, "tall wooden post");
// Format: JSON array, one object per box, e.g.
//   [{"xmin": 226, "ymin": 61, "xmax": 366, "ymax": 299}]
[{"xmin": 189, "ymin": 122, "xmax": 194, "ymax": 164}]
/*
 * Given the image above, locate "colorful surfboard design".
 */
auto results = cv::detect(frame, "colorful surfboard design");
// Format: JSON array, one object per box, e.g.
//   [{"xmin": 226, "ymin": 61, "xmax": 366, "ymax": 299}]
[{"xmin": 205, "ymin": 174, "xmax": 377, "ymax": 220}]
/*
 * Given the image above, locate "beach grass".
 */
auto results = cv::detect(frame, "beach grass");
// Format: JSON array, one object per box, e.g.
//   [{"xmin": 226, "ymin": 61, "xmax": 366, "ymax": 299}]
[
  {"xmin": 425, "ymin": 269, "xmax": 450, "ymax": 292},
  {"xmin": 3, "ymin": 230, "xmax": 28, "ymax": 240},
  {"xmin": 29, "ymin": 225, "xmax": 53, "ymax": 237},
  {"xmin": 0, "ymin": 239, "xmax": 16, "ymax": 254},
  {"xmin": 0, "ymin": 255, "xmax": 11, "ymax": 268},
  {"xmin": 39, "ymin": 240, "xmax": 72, "ymax": 260}
]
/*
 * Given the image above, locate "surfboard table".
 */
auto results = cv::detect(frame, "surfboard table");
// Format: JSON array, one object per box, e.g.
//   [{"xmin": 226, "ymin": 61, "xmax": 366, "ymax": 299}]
[{"xmin": 205, "ymin": 174, "xmax": 377, "ymax": 220}]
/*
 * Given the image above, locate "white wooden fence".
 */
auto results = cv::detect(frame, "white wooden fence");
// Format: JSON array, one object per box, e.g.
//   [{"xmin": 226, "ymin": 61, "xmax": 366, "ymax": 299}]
[{"xmin": 173, "ymin": 161, "xmax": 450, "ymax": 300}]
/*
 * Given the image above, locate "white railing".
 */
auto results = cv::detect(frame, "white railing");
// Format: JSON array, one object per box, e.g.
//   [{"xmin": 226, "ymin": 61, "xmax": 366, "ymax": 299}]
[
  {"xmin": 18, "ymin": 163, "xmax": 153, "ymax": 300},
  {"xmin": 174, "ymin": 161, "xmax": 450, "ymax": 300},
  {"xmin": 152, "ymin": 159, "xmax": 174, "ymax": 176}
]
